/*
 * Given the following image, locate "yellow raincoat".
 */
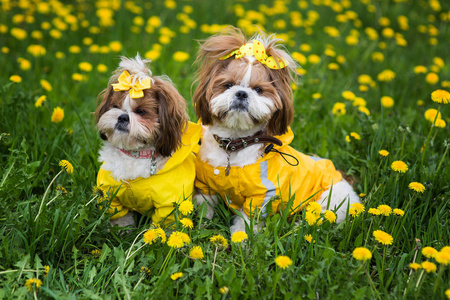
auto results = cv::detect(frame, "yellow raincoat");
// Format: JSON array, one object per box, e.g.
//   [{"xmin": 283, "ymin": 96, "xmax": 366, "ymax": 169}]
[
  {"xmin": 195, "ymin": 128, "xmax": 342, "ymax": 217},
  {"xmin": 97, "ymin": 122, "xmax": 201, "ymax": 225}
]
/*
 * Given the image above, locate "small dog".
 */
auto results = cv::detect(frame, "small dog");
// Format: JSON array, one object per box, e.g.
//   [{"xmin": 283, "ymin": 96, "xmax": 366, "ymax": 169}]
[
  {"xmin": 193, "ymin": 28, "xmax": 360, "ymax": 233},
  {"xmin": 95, "ymin": 54, "xmax": 200, "ymax": 228}
]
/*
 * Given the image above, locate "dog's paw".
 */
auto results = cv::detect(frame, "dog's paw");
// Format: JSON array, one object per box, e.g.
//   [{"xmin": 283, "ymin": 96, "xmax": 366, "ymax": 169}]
[
  {"xmin": 193, "ymin": 193, "xmax": 218, "ymax": 220},
  {"xmin": 109, "ymin": 211, "xmax": 135, "ymax": 233}
]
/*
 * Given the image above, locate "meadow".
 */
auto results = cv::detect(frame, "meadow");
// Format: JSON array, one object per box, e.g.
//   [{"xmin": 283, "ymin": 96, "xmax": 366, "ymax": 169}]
[{"xmin": 0, "ymin": 0, "xmax": 449, "ymax": 298}]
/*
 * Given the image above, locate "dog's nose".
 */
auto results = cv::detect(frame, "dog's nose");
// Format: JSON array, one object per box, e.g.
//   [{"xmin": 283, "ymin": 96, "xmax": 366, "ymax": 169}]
[
  {"xmin": 118, "ymin": 114, "xmax": 129, "ymax": 123},
  {"xmin": 235, "ymin": 90, "xmax": 248, "ymax": 101}
]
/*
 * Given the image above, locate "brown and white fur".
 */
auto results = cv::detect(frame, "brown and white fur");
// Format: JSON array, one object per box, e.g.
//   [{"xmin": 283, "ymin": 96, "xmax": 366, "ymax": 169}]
[
  {"xmin": 95, "ymin": 54, "xmax": 188, "ymax": 228},
  {"xmin": 192, "ymin": 27, "xmax": 360, "ymax": 233}
]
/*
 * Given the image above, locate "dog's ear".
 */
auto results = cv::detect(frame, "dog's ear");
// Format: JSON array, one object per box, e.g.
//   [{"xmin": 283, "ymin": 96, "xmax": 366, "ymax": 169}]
[
  {"xmin": 266, "ymin": 68, "xmax": 294, "ymax": 136},
  {"xmin": 192, "ymin": 26, "xmax": 247, "ymax": 125},
  {"xmin": 153, "ymin": 78, "xmax": 188, "ymax": 157},
  {"xmin": 94, "ymin": 85, "xmax": 114, "ymax": 123}
]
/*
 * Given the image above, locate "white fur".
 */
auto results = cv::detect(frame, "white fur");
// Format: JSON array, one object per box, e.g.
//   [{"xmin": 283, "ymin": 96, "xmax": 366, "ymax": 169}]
[
  {"xmin": 99, "ymin": 143, "xmax": 169, "ymax": 182},
  {"xmin": 117, "ymin": 53, "xmax": 153, "ymax": 85},
  {"xmin": 318, "ymin": 179, "xmax": 360, "ymax": 222}
]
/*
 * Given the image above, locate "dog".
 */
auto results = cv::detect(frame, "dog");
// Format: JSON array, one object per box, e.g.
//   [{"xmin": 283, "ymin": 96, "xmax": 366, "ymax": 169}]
[
  {"xmin": 95, "ymin": 54, "xmax": 200, "ymax": 228},
  {"xmin": 192, "ymin": 28, "xmax": 360, "ymax": 234}
]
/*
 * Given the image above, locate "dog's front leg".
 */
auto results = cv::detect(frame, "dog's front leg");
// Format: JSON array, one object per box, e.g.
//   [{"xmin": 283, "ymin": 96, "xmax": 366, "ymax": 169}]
[
  {"xmin": 230, "ymin": 208, "xmax": 264, "ymax": 234},
  {"xmin": 193, "ymin": 193, "xmax": 219, "ymax": 220},
  {"xmin": 318, "ymin": 179, "xmax": 360, "ymax": 222}
]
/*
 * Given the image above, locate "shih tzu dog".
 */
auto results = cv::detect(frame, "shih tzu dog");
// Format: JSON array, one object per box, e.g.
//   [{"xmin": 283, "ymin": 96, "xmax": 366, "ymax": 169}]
[
  {"xmin": 193, "ymin": 27, "xmax": 360, "ymax": 233},
  {"xmin": 95, "ymin": 54, "xmax": 200, "ymax": 228}
]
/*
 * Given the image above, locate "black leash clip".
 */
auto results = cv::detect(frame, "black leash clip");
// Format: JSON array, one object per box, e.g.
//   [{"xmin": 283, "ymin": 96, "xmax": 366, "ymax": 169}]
[{"xmin": 264, "ymin": 143, "xmax": 299, "ymax": 166}]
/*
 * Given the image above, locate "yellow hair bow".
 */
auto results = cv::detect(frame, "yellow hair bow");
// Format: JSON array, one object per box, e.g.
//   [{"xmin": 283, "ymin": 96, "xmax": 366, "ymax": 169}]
[
  {"xmin": 112, "ymin": 71, "xmax": 151, "ymax": 99},
  {"xmin": 220, "ymin": 40, "xmax": 288, "ymax": 70}
]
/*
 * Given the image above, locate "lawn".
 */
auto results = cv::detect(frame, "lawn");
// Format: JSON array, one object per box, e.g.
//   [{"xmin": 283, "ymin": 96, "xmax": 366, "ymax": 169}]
[{"xmin": 0, "ymin": 0, "xmax": 449, "ymax": 299}]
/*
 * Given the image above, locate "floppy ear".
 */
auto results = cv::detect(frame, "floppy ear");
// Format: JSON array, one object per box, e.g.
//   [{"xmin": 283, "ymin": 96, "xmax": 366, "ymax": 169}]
[
  {"xmin": 94, "ymin": 85, "xmax": 114, "ymax": 123},
  {"xmin": 153, "ymin": 78, "xmax": 188, "ymax": 157},
  {"xmin": 192, "ymin": 26, "xmax": 247, "ymax": 125},
  {"xmin": 266, "ymin": 68, "xmax": 294, "ymax": 136}
]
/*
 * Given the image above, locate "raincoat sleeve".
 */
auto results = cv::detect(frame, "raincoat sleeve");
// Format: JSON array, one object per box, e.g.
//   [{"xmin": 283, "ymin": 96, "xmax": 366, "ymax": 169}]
[{"xmin": 96, "ymin": 168, "xmax": 129, "ymax": 220}]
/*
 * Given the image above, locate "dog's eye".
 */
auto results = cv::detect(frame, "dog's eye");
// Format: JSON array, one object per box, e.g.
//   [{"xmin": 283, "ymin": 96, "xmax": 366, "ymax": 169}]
[
  {"xmin": 224, "ymin": 83, "xmax": 233, "ymax": 89},
  {"xmin": 254, "ymin": 87, "xmax": 263, "ymax": 94},
  {"xmin": 135, "ymin": 108, "xmax": 146, "ymax": 116}
]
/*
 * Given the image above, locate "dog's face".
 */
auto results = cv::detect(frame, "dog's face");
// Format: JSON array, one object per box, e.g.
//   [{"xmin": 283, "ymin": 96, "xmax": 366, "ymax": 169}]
[
  {"xmin": 193, "ymin": 27, "xmax": 297, "ymax": 135},
  {"xmin": 95, "ymin": 56, "xmax": 187, "ymax": 157}
]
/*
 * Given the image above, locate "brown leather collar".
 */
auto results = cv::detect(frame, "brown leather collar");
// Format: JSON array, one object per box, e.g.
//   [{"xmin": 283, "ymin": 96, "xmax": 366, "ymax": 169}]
[{"xmin": 213, "ymin": 131, "xmax": 282, "ymax": 153}]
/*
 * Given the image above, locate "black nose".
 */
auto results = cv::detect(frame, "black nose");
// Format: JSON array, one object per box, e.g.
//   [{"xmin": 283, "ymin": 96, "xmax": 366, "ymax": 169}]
[
  {"xmin": 235, "ymin": 91, "xmax": 248, "ymax": 101},
  {"xmin": 118, "ymin": 114, "xmax": 129, "ymax": 123}
]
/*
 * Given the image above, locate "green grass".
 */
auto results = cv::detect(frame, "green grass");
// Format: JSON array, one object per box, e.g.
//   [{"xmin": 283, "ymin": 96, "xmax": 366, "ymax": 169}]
[{"xmin": 1, "ymin": 0, "xmax": 449, "ymax": 299}]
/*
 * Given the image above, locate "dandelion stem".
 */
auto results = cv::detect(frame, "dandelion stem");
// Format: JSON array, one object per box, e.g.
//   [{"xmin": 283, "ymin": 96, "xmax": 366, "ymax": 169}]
[
  {"xmin": 403, "ymin": 245, "xmax": 420, "ymax": 297},
  {"xmin": 415, "ymin": 270, "xmax": 426, "ymax": 299},
  {"xmin": 238, "ymin": 244, "xmax": 246, "ymax": 276},
  {"xmin": 159, "ymin": 247, "xmax": 174, "ymax": 275},
  {"xmin": 365, "ymin": 266, "xmax": 381, "ymax": 300},
  {"xmin": 126, "ymin": 229, "xmax": 147, "ymax": 262},
  {"xmin": 85, "ymin": 194, "xmax": 99, "ymax": 207},
  {"xmin": 420, "ymin": 104, "xmax": 441, "ymax": 165},
  {"xmin": 435, "ymin": 144, "xmax": 448, "ymax": 175},
  {"xmin": 211, "ymin": 247, "xmax": 218, "ymax": 283},
  {"xmin": 35, "ymin": 170, "xmax": 63, "ymax": 221},
  {"xmin": 45, "ymin": 194, "xmax": 61, "ymax": 207},
  {"xmin": 433, "ymin": 265, "xmax": 445, "ymax": 294}
]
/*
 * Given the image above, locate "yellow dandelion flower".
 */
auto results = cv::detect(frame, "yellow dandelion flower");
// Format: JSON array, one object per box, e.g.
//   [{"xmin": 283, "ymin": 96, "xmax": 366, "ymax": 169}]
[
  {"xmin": 306, "ymin": 202, "xmax": 322, "ymax": 215},
  {"xmin": 393, "ymin": 208, "xmax": 404, "ymax": 216},
  {"xmin": 359, "ymin": 193, "xmax": 366, "ymax": 198},
  {"xmin": 219, "ymin": 286, "xmax": 229, "ymax": 294},
  {"xmin": 379, "ymin": 150, "xmax": 389, "ymax": 157},
  {"xmin": 358, "ymin": 106, "xmax": 370, "ymax": 116},
  {"xmin": 342, "ymin": 90, "xmax": 356, "ymax": 100},
  {"xmin": 35, "ymin": 95, "xmax": 46, "ymax": 108},
  {"xmin": 40, "ymin": 79, "xmax": 52, "ymax": 91},
  {"xmin": 178, "ymin": 200, "xmax": 193, "ymax": 215},
  {"xmin": 97, "ymin": 64, "xmax": 108, "ymax": 73},
  {"xmin": 167, "ymin": 231, "xmax": 186, "ymax": 248},
  {"xmin": 441, "ymin": 246, "xmax": 450, "ymax": 255},
  {"xmin": 56, "ymin": 186, "xmax": 68, "ymax": 196},
  {"xmin": 434, "ymin": 119, "xmax": 446, "ymax": 128},
  {"xmin": 275, "ymin": 255, "xmax": 293, "ymax": 269},
  {"xmin": 332, "ymin": 102, "xmax": 346, "ymax": 116},
  {"xmin": 231, "ymin": 231, "xmax": 248, "ymax": 243},
  {"xmin": 170, "ymin": 272, "xmax": 183, "ymax": 280},
  {"xmin": 368, "ymin": 208, "xmax": 381, "ymax": 216},
  {"xmin": 143, "ymin": 228, "xmax": 161, "ymax": 245},
  {"xmin": 373, "ymin": 230, "xmax": 393, "ymax": 245},
  {"xmin": 210, "ymin": 234, "xmax": 229, "ymax": 249},
  {"xmin": 377, "ymin": 204, "xmax": 392, "ymax": 216},
  {"xmin": 414, "ymin": 65, "xmax": 427, "ymax": 74},
  {"xmin": 27, "ymin": 44, "xmax": 46, "ymax": 57},
  {"xmin": 324, "ymin": 210, "xmax": 336, "ymax": 223},
  {"xmin": 349, "ymin": 203, "xmax": 365, "ymax": 217},
  {"xmin": 79, "ymin": 62, "xmax": 93, "ymax": 72},
  {"xmin": 304, "ymin": 234, "xmax": 315, "ymax": 243},
  {"xmin": 377, "ymin": 69, "xmax": 396, "ymax": 82},
  {"xmin": 308, "ymin": 54, "xmax": 321, "ymax": 64},
  {"xmin": 346, "ymin": 132, "xmax": 361, "ymax": 142},
  {"xmin": 189, "ymin": 246, "xmax": 204, "ymax": 260},
  {"xmin": 51, "ymin": 107, "xmax": 64, "ymax": 123},
  {"xmin": 431, "ymin": 89, "xmax": 450, "ymax": 104},
  {"xmin": 180, "ymin": 218, "xmax": 194, "ymax": 229},
  {"xmin": 352, "ymin": 247, "xmax": 372, "ymax": 261},
  {"xmin": 391, "ymin": 161, "xmax": 408, "ymax": 173},
  {"xmin": 426, "ymin": 73, "xmax": 439, "ymax": 85},
  {"xmin": 44, "ymin": 265, "xmax": 50, "ymax": 276},
  {"xmin": 173, "ymin": 51, "xmax": 190, "ymax": 62},
  {"xmin": 109, "ymin": 41, "xmax": 123, "ymax": 52},
  {"xmin": 91, "ymin": 249, "xmax": 102, "ymax": 257},
  {"xmin": 59, "ymin": 160, "xmax": 73, "ymax": 174},
  {"xmin": 312, "ymin": 93, "xmax": 322, "ymax": 99},
  {"xmin": 408, "ymin": 182, "xmax": 425, "ymax": 193},
  {"xmin": 10, "ymin": 75, "xmax": 22, "ymax": 83},
  {"xmin": 140, "ymin": 266, "xmax": 151, "ymax": 276},
  {"xmin": 421, "ymin": 261, "xmax": 437, "ymax": 273},
  {"xmin": 424, "ymin": 108, "xmax": 442, "ymax": 122},
  {"xmin": 435, "ymin": 251, "xmax": 450, "ymax": 265},
  {"xmin": 25, "ymin": 278, "xmax": 42, "ymax": 292},
  {"xmin": 422, "ymin": 246, "xmax": 438, "ymax": 258},
  {"xmin": 445, "ymin": 289, "xmax": 450, "ymax": 299},
  {"xmin": 18, "ymin": 57, "xmax": 31, "ymax": 70},
  {"xmin": 409, "ymin": 262, "xmax": 421, "ymax": 270},
  {"xmin": 381, "ymin": 96, "xmax": 394, "ymax": 108},
  {"xmin": 305, "ymin": 211, "xmax": 320, "ymax": 225}
]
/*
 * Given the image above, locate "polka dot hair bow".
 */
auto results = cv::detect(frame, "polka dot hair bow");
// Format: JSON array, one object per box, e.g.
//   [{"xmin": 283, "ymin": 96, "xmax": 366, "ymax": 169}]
[
  {"xmin": 112, "ymin": 71, "xmax": 152, "ymax": 99},
  {"xmin": 220, "ymin": 40, "xmax": 288, "ymax": 69}
]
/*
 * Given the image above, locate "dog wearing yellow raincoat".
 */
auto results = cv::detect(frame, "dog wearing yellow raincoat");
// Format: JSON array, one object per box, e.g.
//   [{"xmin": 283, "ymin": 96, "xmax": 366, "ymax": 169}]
[
  {"xmin": 193, "ymin": 28, "xmax": 360, "ymax": 233},
  {"xmin": 95, "ymin": 55, "xmax": 200, "ymax": 228}
]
